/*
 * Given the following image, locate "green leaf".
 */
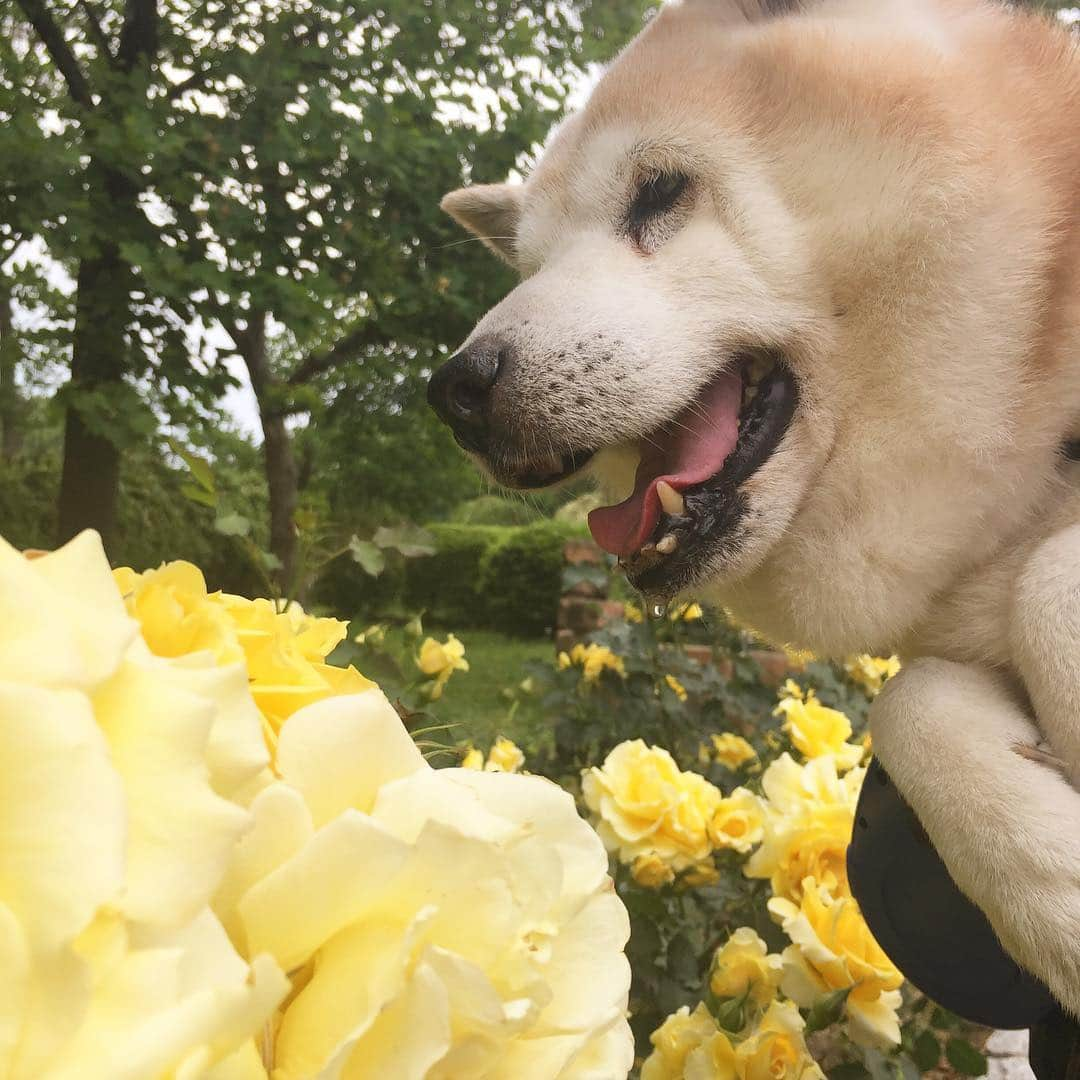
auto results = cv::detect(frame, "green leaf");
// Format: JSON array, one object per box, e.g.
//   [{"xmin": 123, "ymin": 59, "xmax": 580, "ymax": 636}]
[
  {"xmin": 215, "ymin": 512, "xmax": 251, "ymax": 537},
  {"xmin": 945, "ymin": 1038, "xmax": 988, "ymax": 1076},
  {"xmin": 913, "ymin": 1030, "xmax": 941, "ymax": 1071},
  {"xmin": 828, "ymin": 1066, "xmax": 870, "ymax": 1080},
  {"xmin": 176, "ymin": 447, "xmax": 216, "ymax": 493},
  {"xmin": 260, "ymin": 551, "xmax": 283, "ymax": 572},
  {"xmin": 372, "ymin": 525, "xmax": 437, "ymax": 558},
  {"xmin": 349, "ymin": 537, "xmax": 386, "ymax": 577},
  {"xmin": 180, "ymin": 482, "xmax": 218, "ymax": 508},
  {"xmin": 709, "ymin": 995, "xmax": 745, "ymax": 1033},
  {"xmin": 931, "ymin": 1007, "xmax": 961, "ymax": 1030},
  {"xmin": 805, "ymin": 985, "xmax": 854, "ymax": 1034}
]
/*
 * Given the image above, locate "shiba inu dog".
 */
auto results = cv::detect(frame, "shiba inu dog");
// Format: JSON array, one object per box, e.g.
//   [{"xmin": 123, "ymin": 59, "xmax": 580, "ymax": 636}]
[{"xmin": 428, "ymin": 0, "xmax": 1080, "ymax": 1019}]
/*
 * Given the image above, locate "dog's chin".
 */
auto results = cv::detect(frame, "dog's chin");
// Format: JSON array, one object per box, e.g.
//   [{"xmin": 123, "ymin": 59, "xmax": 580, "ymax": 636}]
[{"xmin": 477, "ymin": 351, "xmax": 800, "ymax": 605}]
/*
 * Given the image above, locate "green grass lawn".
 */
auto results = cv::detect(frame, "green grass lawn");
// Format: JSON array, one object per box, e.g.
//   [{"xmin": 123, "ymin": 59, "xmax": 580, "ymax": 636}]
[{"xmin": 429, "ymin": 628, "xmax": 552, "ymax": 752}]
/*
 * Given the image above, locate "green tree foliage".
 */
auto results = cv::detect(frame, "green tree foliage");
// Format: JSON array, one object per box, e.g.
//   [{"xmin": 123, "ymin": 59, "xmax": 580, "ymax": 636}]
[{"xmin": 2, "ymin": 0, "xmax": 654, "ymax": 574}]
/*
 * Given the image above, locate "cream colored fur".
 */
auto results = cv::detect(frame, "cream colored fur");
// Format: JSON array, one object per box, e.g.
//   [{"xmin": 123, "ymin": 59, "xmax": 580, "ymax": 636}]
[{"xmin": 441, "ymin": 0, "xmax": 1080, "ymax": 1015}]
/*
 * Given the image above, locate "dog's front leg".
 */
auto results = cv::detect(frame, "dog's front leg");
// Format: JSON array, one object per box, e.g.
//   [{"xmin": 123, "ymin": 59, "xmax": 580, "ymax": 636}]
[
  {"xmin": 871, "ymin": 658, "xmax": 1080, "ymax": 1017},
  {"xmin": 1012, "ymin": 522, "xmax": 1080, "ymax": 788}
]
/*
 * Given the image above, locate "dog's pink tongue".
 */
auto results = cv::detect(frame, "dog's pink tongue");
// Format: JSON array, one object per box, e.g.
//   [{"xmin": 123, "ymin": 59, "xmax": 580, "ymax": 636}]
[{"xmin": 588, "ymin": 372, "xmax": 742, "ymax": 558}]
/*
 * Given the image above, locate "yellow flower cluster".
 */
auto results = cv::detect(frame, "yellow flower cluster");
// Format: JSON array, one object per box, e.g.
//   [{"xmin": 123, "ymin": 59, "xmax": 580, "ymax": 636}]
[
  {"xmin": 844, "ymin": 654, "xmax": 901, "ymax": 696},
  {"xmin": 1, "ymin": 534, "xmax": 287, "ymax": 1078},
  {"xmin": 416, "ymin": 632, "xmax": 469, "ymax": 699},
  {"xmin": 774, "ymin": 682, "xmax": 864, "ymax": 772},
  {"xmin": 114, "ymin": 560, "xmax": 373, "ymax": 750},
  {"xmin": 641, "ymin": 997, "xmax": 823, "ymax": 1080},
  {"xmin": 461, "ymin": 735, "xmax": 525, "ymax": 773},
  {"xmin": 583, "ymin": 741, "xmax": 720, "ymax": 876},
  {"xmin": 8, "ymin": 538, "xmax": 636, "ymax": 1078},
  {"xmin": 637, "ymin": 673, "xmax": 902, "ymax": 1062},
  {"xmin": 558, "ymin": 641, "xmax": 626, "ymax": 682}
]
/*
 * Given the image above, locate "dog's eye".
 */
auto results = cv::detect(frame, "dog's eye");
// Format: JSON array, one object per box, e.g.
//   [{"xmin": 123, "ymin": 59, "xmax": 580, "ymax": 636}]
[{"xmin": 628, "ymin": 171, "xmax": 689, "ymax": 244}]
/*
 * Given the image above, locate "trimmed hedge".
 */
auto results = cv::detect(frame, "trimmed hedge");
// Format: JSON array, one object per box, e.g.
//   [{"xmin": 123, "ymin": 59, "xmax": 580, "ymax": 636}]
[
  {"xmin": 403, "ymin": 523, "xmax": 509, "ymax": 628},
  {"xmin": 481, "ymin": 521, "xmax": 579, "ymax": 637},
  {"xmin": 317, "ymin": 519, "xmax": 584, "ymax": 637}
]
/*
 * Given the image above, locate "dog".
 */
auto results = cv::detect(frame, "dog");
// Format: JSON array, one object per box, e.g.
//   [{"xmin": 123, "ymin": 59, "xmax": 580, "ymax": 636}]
[{"xmin": 427, "ymin": 0, "xmax": 1080, "ymax": 1021}]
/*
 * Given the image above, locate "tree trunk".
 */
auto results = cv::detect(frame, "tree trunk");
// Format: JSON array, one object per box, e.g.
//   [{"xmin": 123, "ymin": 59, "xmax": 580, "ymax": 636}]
[
  {"xmin": 242, "ymin": 311, "xmax": 299, "ymax": 588},
  {"xmin": 0, "ymin": 276, "xmax": 22, "ymax": 460},
  {"xmin": 56, "ymin": 247, "xmax": 131, "ymax": 548}
]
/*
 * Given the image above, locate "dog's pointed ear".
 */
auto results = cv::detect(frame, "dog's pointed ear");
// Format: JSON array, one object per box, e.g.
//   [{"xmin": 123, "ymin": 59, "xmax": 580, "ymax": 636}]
[{"xmin": 440, "ymin": 184, "xmax": 522, "ymax": 266}]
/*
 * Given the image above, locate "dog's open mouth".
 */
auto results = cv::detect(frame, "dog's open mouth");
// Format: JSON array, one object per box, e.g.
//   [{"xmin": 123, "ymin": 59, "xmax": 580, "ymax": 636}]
[{"xmin": 587, "ymin": 351, "xmax": 798, "ymax": 594}]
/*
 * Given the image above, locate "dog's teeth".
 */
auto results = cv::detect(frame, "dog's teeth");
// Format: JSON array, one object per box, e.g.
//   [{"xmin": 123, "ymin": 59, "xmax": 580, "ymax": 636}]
[
  {"xmin": 656, "ymin": 534, "xmax": 678, "ymax": 555},
  {"xmin": 656, "ymin": 480, "xmax": 685, "ymax": 516}
]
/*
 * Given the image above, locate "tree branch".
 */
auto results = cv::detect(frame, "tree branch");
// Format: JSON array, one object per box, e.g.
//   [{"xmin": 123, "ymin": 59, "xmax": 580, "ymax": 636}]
[
  {"xmin": 76, "ymin": 0, "xmax": 114, "ymax": 65},
  {"xmin": 287, "ymin": 320, "xmax": 387, "ymax": 387},
  {"xmin": 15, "ymin": 0, "xmax": 94, "ymax": 107}
]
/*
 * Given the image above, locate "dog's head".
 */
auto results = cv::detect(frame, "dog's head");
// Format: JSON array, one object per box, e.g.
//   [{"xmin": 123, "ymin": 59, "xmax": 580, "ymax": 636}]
[{"xmin": 429, "ymin": 0, "xmax": 1077, "ymax": 653}]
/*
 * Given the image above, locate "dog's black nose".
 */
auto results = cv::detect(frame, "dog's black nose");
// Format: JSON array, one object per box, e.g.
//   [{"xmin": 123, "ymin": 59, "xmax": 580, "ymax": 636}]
[{"xmin": 427, "ymin": 337, "xmax": 507, "ymax": 453}]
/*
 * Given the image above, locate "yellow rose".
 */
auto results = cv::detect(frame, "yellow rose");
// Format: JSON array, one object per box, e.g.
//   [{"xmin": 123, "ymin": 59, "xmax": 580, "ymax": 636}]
[
  {"xmin": 2, "ymin": 533, "xmax": 287, "ymax": 1078},
  {"xmin": 664, "ymin": 674, "xmax": 688, "ymax": 702},
  {"xmin": 745, "ymin": 754, "xmax": 864, "ymax": 902},
  {"xmin": 709, "ymin": 927, "xmax": 783, "ymax": 1008},
  {"xmin": 632, "ymin": 853, "xmax": 676, "ymax": 889},
  {"xmin": 217, "ymin": 691, "xmax": 634, "ymax": 1078},
  {"xmin": 710, "ymin": 732, "xmax": 758, "ymax": 771},
  {"xmin": 485, "ymin": 735, "xmax": 525, "ymax": 773},
  {"xmin": 774, "ymin": 688, "xmax": 863, "ymax": 771},
  {"xmin": 460, "ymin": 747, "xmax": 485, "ymax": 770},
  {"xmin": 737, "ymin": 999, "xmax": 825, "ymax": 1079},
  {"xmin": 669, "ymin": 602, "xmax": 704, "ymax": 622},
  {"xmin": 416, "ymin": 633, "xmax": 469, "ymax": 699},
  {"xmin": 583, "ymin": 741, "xmax": 722, "ymax": 872},
  {"xmin": 844, "ymin": 654, "xmax": 901, "ymax": 696},
  {"xmin": 561, "ymin": 642, "xmax": 626, "ymax": 682},
  {"xmin": 116, "ymin": 562, "xmax": 373, "ymax": 749},
  {"xmin": 769, "ymin": 879, "xmax": 903, "ymax": 1049},
  {"xmin": 641, "ymin": 1003, "xmax": 733, "ymax": 1080},
  {"xmin": 709, "ymin": 788, "xmax": 766, "ymax": 854}
]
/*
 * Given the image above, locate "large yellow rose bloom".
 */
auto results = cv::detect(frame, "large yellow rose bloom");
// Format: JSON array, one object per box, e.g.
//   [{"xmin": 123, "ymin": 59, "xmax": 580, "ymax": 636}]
[
  {"xmin": 1, "ymin": 533, "xmax": 287, "ymax": 1079},
  {"xmin": 217, "ymin": 690, "xmax": 634, "ymax": 1078}
]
